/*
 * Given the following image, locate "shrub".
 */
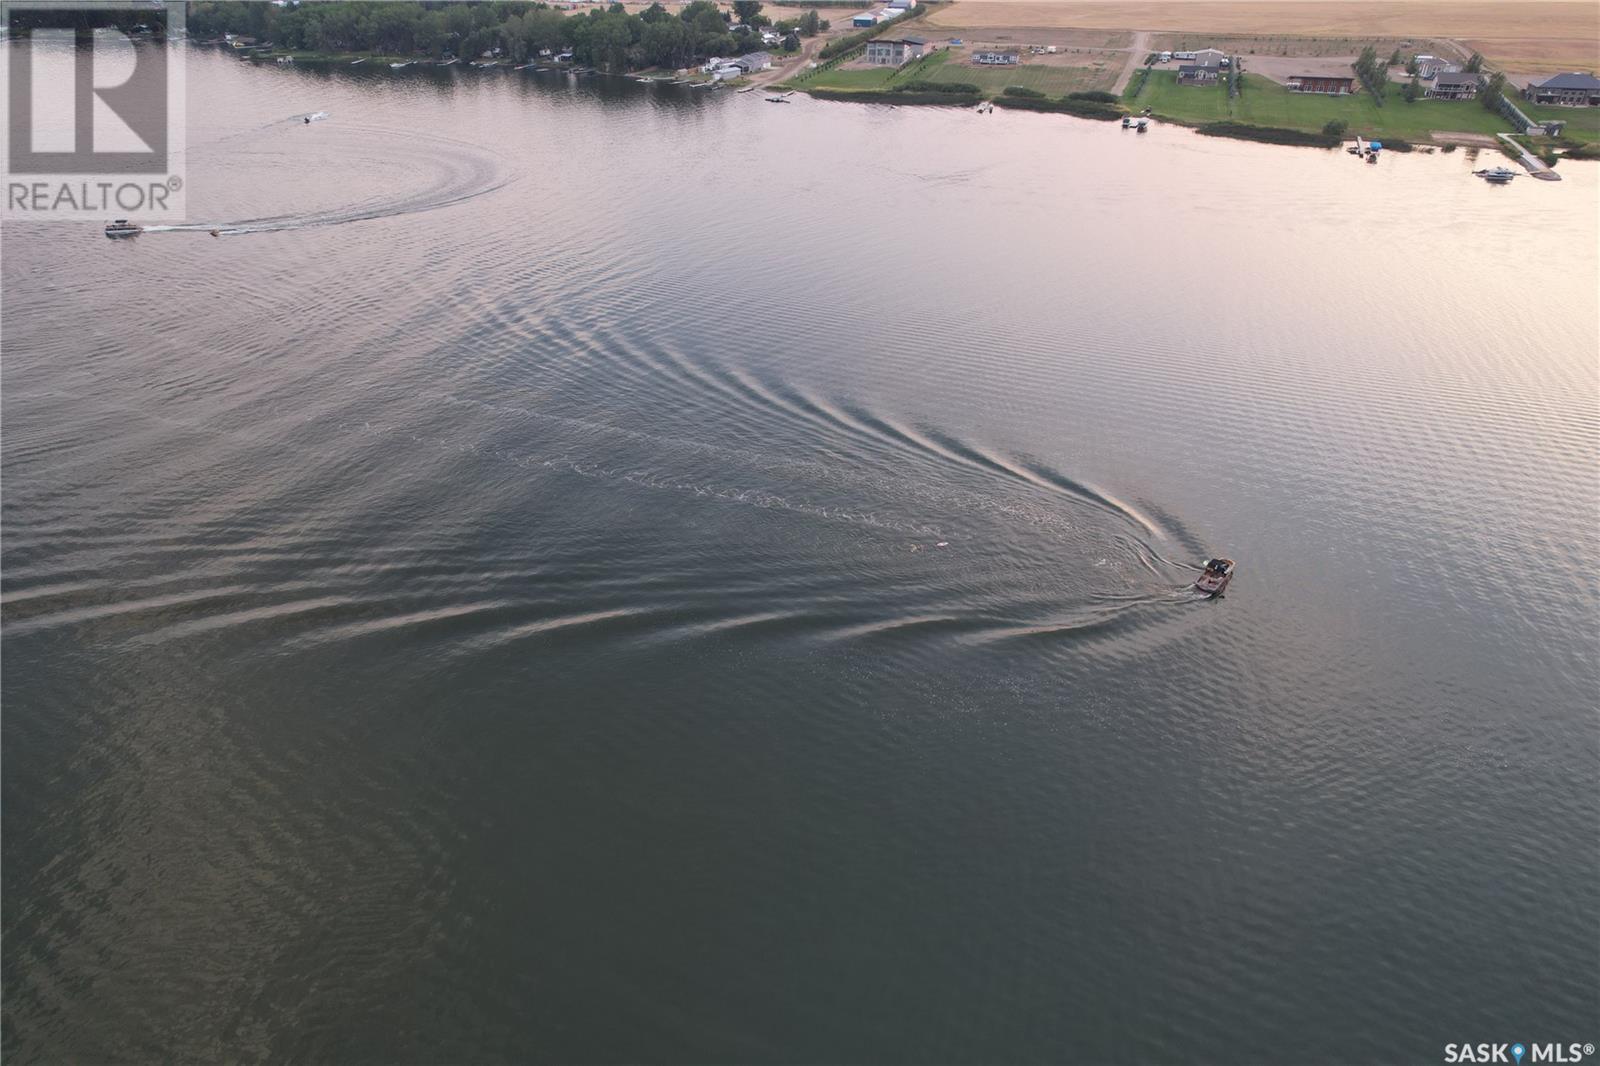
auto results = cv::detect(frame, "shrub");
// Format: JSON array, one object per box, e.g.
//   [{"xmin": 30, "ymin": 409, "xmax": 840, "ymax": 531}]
[
  {"xmin": 1066, "ymin": 89, "xmax": 1118, "ymax": 103},
  {"xmin": 809, "ymin": 87, "xmax": 977, "ymax": 105},
  {"xmin": 1199, "ymin": 122, "xmax": 1341, "ymax": 148},
  {"xmin": 1322, "ymin": 119, "xmax": 1348, "ymax": 138},
  {"xmin": 992, "ymin": 95, "xmax": 1124, "ymax": 120},
  {"xmin": 1002, "ymin": 85, "xmax": 1045, "ymax": 98},
  {"xmin": 895, "ymin": 79, "xmax": 979, "ymax": 94}
]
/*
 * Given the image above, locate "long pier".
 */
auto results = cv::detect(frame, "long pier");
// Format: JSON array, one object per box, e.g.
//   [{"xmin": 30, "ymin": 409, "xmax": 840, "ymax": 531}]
[{"xmin": 1496, "ymin": 133, "xmax": 1562, "ymax": 181}]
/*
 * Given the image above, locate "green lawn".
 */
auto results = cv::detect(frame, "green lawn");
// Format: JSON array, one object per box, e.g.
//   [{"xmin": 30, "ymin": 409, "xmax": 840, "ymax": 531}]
[
  {"xmin": 1127, "ymin": 70, "xmax": 1516, "ymax": 141},
  {"xmin": 920, "ymin": 53, "xmax": 1117, "ymax": 95},
  {"xmin": 800, "ymin": 47, "xmax": 1114, "ymax": 97},
  {"xmin": 802, "ymin": 64, "xmax": 901, "ymax": 90},
  {"xmin": 1517, "ymin": 99, "xmax": 1600, "ymax": 144}
]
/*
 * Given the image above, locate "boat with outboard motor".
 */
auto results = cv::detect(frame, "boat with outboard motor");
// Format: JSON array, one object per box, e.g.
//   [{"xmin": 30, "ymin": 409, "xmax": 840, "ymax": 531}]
[
  {"xmin": 1474, "ymin": 166, "xmax": 1518, "ymax": 184},
  {"xmin": 1194, "ymin": 558, "xmax": 1234, "ymax": 596},
  {"xmin": 104, "ymin": 219, "xmax": 141, "ymax": 238}
]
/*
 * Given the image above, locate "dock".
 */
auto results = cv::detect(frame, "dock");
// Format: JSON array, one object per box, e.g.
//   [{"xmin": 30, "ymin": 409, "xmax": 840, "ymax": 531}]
[{"xmin": 1496, "ymin": 134, "xmax": 1562, "ymax": 181}]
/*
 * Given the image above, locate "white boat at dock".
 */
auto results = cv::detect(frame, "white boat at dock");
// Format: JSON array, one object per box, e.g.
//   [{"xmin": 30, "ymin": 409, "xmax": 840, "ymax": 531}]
[{"xmin": 1474, "ymin": 166, "xmax": 1518, "ymax": 184}]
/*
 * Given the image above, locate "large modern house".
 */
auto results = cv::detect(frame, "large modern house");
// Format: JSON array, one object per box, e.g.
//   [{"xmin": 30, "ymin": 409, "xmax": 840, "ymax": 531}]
[
  {"xmin": 864, "ymin": 36, "xmax": 926, "ymax": 65},
  {"xmin": 1286, "ymin": 74, "xmax": 1355, "ymax": 94},
  {"xmin": 1427, "ymin": 71, "xmax": 1483, "ymax": 100},
  {"xmin": 1524, "ymin": 72, "xmax": 1600, "ymax": 106}
]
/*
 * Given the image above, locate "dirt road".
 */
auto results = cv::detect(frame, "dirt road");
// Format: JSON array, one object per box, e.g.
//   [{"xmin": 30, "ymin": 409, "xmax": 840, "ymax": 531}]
[{"xmin": 1111, "ymin": 30, "xmax": 1151, "ymax": 94}]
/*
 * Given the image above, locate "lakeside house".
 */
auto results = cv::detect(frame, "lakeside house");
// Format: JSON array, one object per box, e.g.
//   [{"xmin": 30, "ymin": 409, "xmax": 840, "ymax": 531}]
[
  {"xmin": 1413, "ymin": 55, "xmax": 1456, "ymax": 79},
  {"xmin": 973, "ymin": 50, "xmax": 1019, "ymax": 66},
  {"xmin": 865, "ymin": 36, "xmax": 927, "ymax": 66},
  {"xmin": 734, "ymin": 52, "xmax": 772, "ymax": 73},
  {"xmin": 1524, "ymin": 72, "xmax": 1600, "ymax": 106},
  {"xmin": 1287, "ymin": 74, "xmax": 1355, "ymax": 94},
  {"xmin": 1426, "ymin": 71, "xmax": 1483, "ymax": 100},
  {"xmin": 1177, "ymin": 62, "xmax": 1221, "ymax": 86}
]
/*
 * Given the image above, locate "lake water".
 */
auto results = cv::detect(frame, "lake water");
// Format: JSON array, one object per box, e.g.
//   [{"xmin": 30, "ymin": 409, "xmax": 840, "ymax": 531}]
[{"xmin": 3, "ymin": 46, "xmax": 1597, "ymax": 1064}]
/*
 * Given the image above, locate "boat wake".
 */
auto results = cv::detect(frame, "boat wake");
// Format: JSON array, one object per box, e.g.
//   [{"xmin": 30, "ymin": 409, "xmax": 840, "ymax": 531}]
[{"xmin": 144, "ymin": 125, "xmax": 512, "ymax": 236}]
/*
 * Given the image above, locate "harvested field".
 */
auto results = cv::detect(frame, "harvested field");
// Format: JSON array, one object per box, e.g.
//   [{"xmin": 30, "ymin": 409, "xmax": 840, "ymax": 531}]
[
  {"xmin": 924, "ymin": 2, "xmax": 1599, "ymax": 71},
  {"xmin": 924, "ymin": 25, "xmax": 1133, "ymax": 48},
  {"xmin": 1149, "ymin": 32, "xmax": 1450, "ymax": 58}
]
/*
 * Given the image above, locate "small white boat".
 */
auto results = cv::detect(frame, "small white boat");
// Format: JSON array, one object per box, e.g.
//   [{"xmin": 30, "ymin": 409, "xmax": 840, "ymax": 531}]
[
  {"xmin": 389, "ymin": 61, "xmax": 410, "ymax": 69},
  {"xmin": 1475, "ymin": 166, "xmax": 1518, "ymax": 184},
  {"xmin": 104, "ymin": 219, "xmax": 141, "ymax": 238},
  {"xmin": 1194, "ymin": 558, "xmax": 1235, "ymax": 596},
  {"xmin": 350, "ymin": 57, "xmax": 365, "ymax": 65}
]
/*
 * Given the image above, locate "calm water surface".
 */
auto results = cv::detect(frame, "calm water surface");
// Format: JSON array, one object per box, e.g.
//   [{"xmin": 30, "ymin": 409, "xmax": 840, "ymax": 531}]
[{"xmin": 3, "ymin": 47, "xmax": 1597, "ymax": 1064}]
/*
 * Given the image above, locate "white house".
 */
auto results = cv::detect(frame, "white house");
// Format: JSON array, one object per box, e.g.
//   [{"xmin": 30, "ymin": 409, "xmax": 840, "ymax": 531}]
[{"xmin": 864, "ymin": 36, "xmax": 926, "ymax": 66}]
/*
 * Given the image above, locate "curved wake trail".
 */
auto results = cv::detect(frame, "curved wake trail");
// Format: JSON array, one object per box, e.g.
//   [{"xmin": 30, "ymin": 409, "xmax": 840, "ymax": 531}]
[{"xmin": 146, "ymin": 123, "xmax": 513, "ymax": 236}]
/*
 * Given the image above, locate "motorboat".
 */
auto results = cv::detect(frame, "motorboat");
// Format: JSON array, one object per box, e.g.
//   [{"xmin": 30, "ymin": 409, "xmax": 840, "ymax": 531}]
[
  {"xmin": 1135, "ymin": 118, "xmax": 1148, "ymax": 132},
  {"xmin": 104, "ymin": 219, "xmax": 141, "ymax": 238},
  {"xmin": 1194, "ymin": 558, "xmax": 1234, "ymax": 596},
  {"xmin": 1475, "ymin": 166, "xmax": 1518, "ymax": 184},
  {"xmin": 1122, "ymin": 116, "xmax": 1132, "ymax": 128}
]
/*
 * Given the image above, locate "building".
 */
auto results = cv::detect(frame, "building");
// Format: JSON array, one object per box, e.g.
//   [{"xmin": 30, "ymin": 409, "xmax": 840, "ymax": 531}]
[
  {"xmin": 733, "ymin": 51, "xmax": 772, "ymax": 73},
  {"xmin": 1427, "ymin": 71, "xmax": 1482, "ymax": 99},
  {"xmin": 1524, "ymin": 72, "xmax": 1600, "ymax": 106},
  {"xmin": 1177, "ymin": 63, "xmax": 1221, "ymax": 85},
  {"xmin": 851, "ymin": 12, "xmax": 878, "ymax": 27},
  {"xmin": 1413, "ymin": 55, "xmax": 1455, "ymax": 79},
  {"xmin": 1286, "ymin": 74, "xmax": 1355, "ymax": 94},
  {"xmin": 972, "ymin": 50, "xmax": 1019, "ymax": 65},
  {"xmin": 865, "ymin": 37, "xmax": 926, "ymax": 66},
  {"xmin": 885, "ymin": 0, "xmax": 916, "ymax": 10},
  {"xmin": 1192, "ymin": 48, "xmax": 1228, "ymax": 67}
]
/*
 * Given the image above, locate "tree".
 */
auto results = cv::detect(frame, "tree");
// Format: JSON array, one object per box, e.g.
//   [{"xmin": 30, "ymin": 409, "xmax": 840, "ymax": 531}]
[
  {"xmin": 798, "ymin": 9, "xmax": 821, "ymax": 36},
  {"xmin": 732, "ymin": 1, "xmax": 764, "ymax": 26},
  {"xmin": 1480, "ymin": 70, "xmax": 1506, "ymax": 112},
  {"xmin": 1403, "ymin": 73, "xmax": 1420, "ymax": 101},
  {"xmin": 640, "ymin": 3, "xmax": 670, "ymax": 23},
  {"xmin": 1404, "ymin": 54, "xmax": 1419, "ymax": 75},
  {"xmin": 1465, "ymin": 52, "xmax": 1483, "ymax": 73},
  {"xmin": 781, "ymin": 30, "xmax": 800, "ymax": 51},
  {"xmin": 1387, "ymin": 47, "xmax": 1401, "ymax": 65}
]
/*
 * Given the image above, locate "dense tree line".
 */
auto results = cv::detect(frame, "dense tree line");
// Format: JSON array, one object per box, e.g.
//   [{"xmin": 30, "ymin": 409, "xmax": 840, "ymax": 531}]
[
  {"xmin": 1353, "ymin": 45, "xmax": 1386, "ymax": 106},
  {"xmin": 188, "ymin": 0, "xmax": 822, "ymax": 71}
]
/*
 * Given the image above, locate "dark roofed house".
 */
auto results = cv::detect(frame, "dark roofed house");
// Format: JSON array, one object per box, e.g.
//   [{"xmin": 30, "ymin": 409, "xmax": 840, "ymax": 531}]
[
  {"xmin": 1286, "ymin": 74, "xmax": 1355, "ymax": 94},
  {"xmin": 1427, "ymin": 71, "xmax": 1482, "ymax": 100},
  {"xmin": 1524, "ymin": 72, "xmax": 1600, "ymax": 106},
  {"xmin": 1177, "ymin": 63, "xmax": 1220, "ymax": 85}
]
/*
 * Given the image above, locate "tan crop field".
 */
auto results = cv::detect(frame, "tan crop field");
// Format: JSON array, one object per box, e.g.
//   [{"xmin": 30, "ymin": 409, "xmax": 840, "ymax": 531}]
[{"xmin": 922, "ymin": 2, "xmax": 1600, "ymax": 72}]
